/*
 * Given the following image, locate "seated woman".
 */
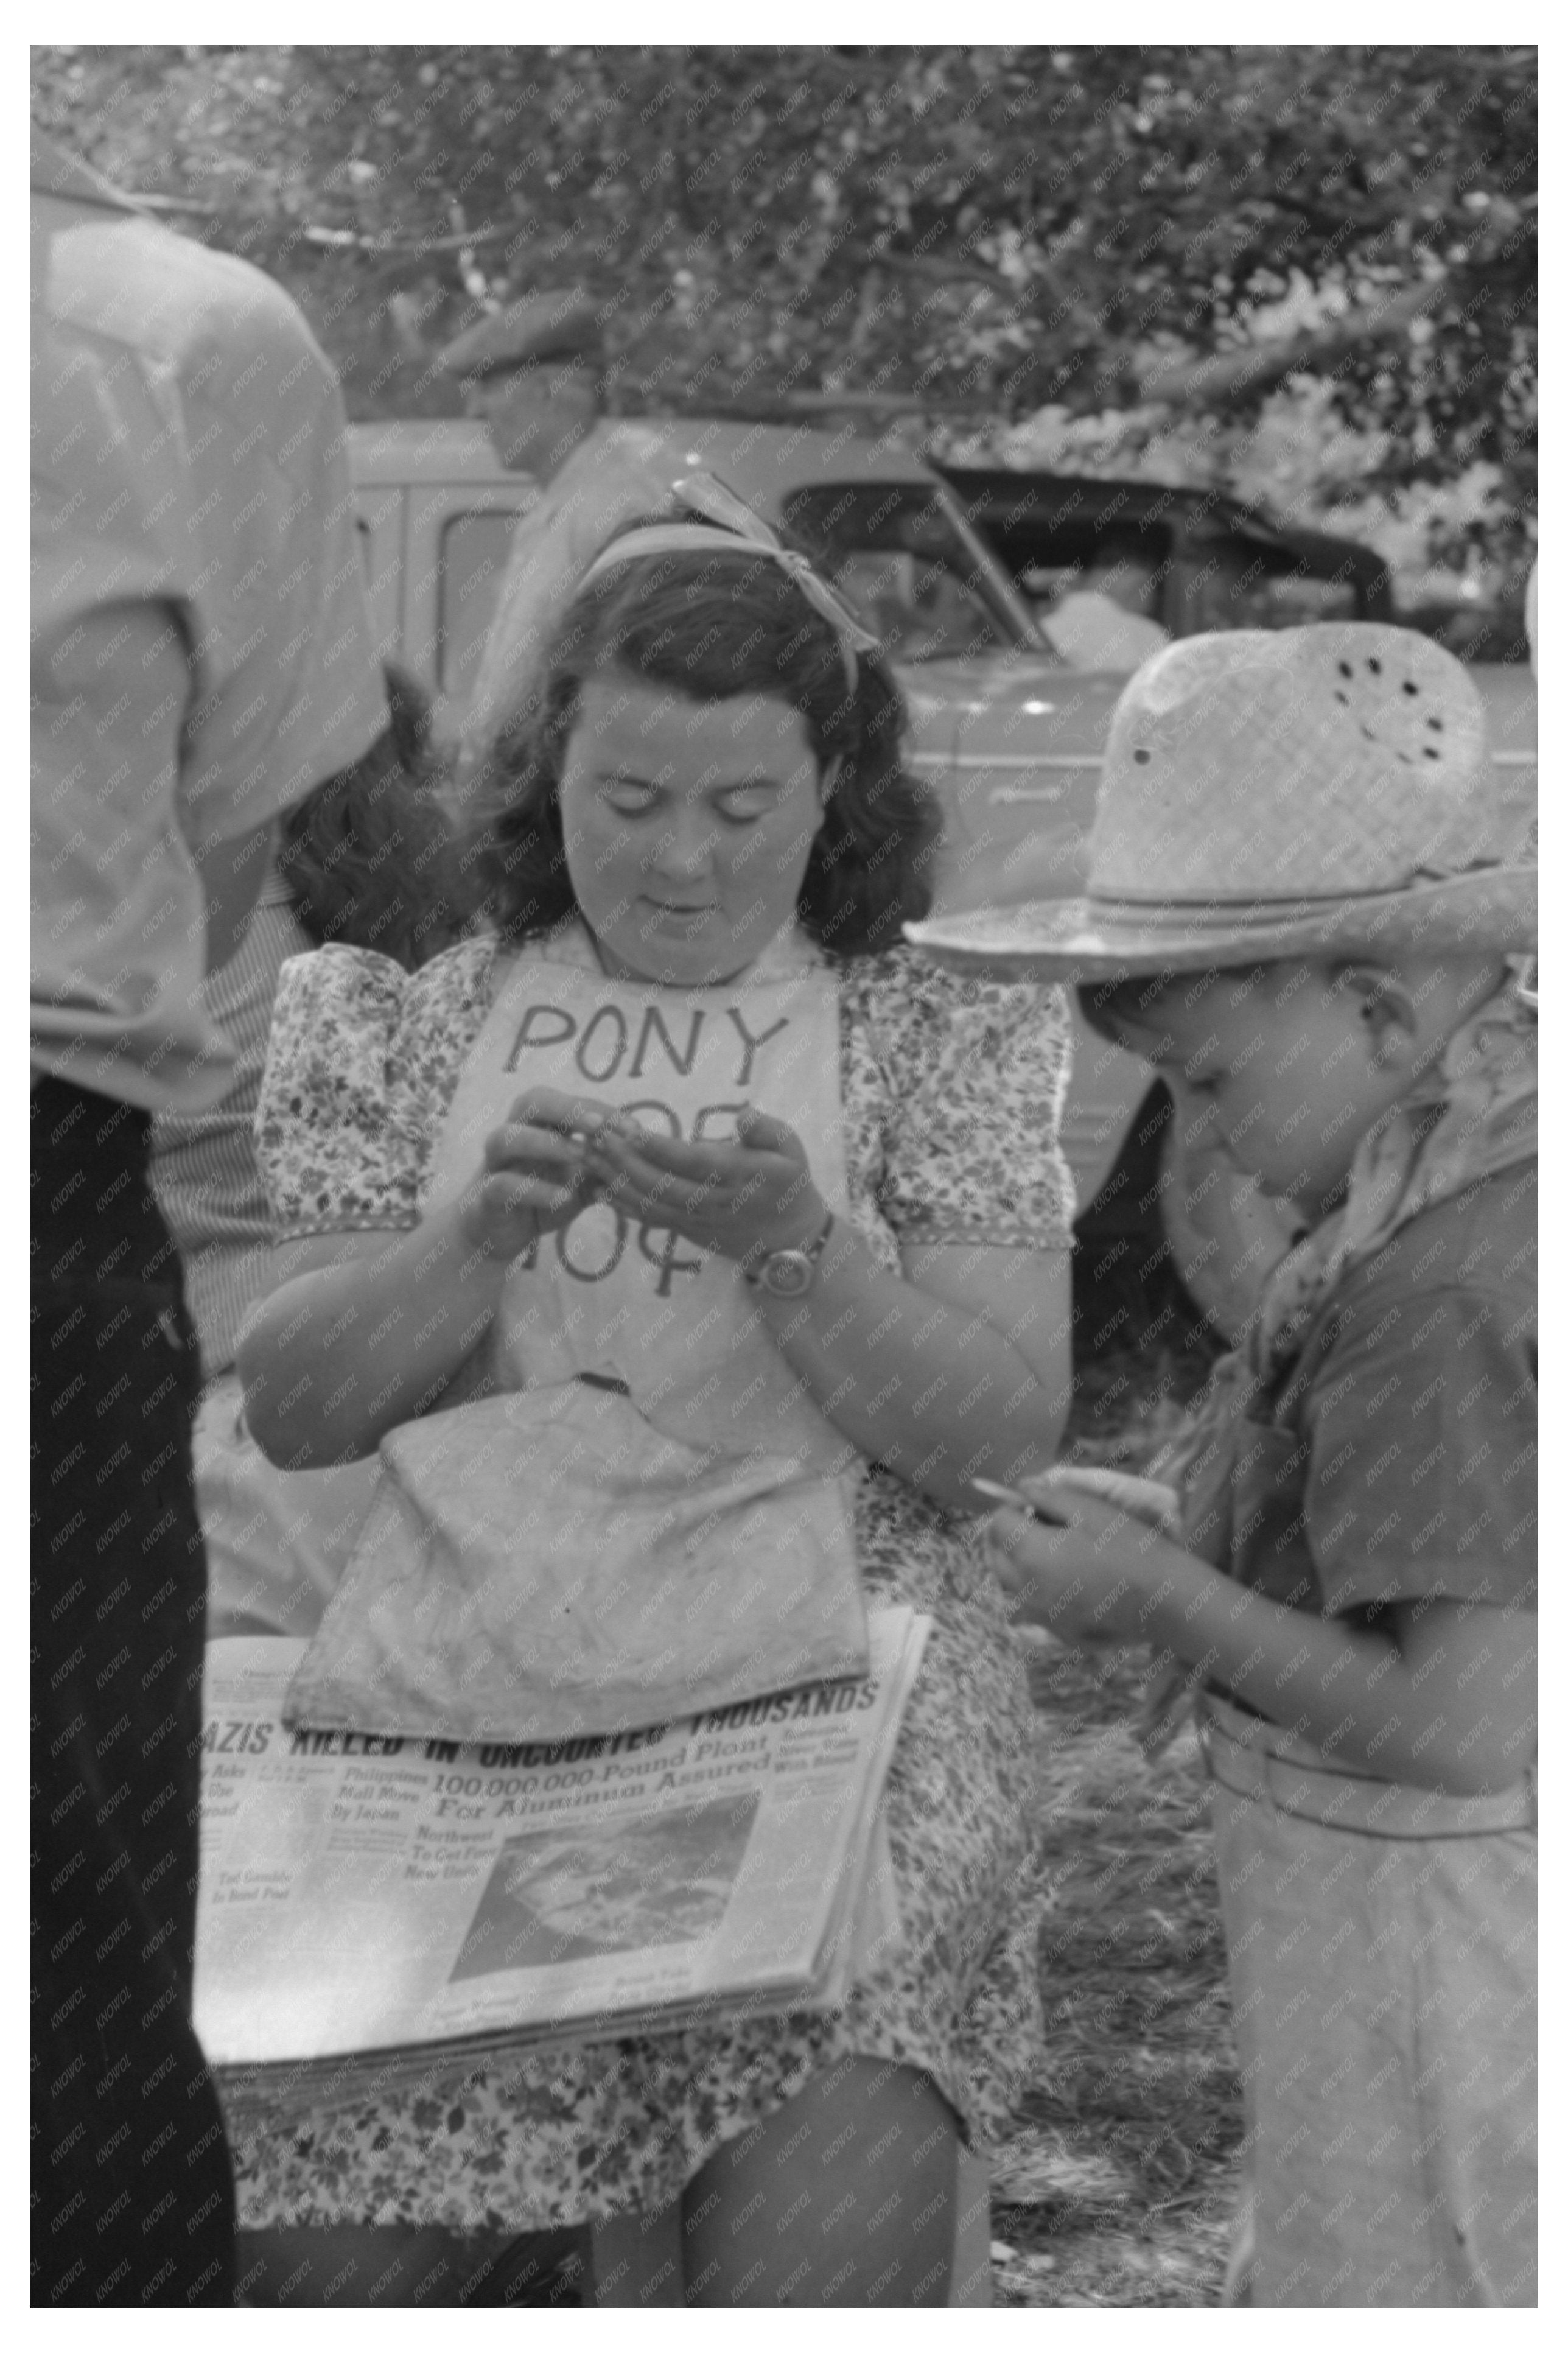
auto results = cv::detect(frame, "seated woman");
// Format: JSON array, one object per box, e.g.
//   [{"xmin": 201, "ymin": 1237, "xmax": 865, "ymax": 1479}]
[
  {"xmin": 234, "ymin": 486, "xmax": 1077, "ymax": 2307},
  {"xmin": 150, "ymin": 667, "xmax": 463, "ymax": 1638}
]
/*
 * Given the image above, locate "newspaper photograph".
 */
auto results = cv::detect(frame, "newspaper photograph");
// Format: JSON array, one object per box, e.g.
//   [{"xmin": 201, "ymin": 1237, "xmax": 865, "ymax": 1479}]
[{"xmin": 196, "ymin": 1606, "xmax": 928, "ymax": 2076}]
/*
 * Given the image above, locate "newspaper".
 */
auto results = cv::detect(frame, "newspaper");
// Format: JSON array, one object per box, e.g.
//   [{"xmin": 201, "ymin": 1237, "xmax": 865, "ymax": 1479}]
[{"xmin": 196, "ymin": 1607, "xmax": 928, "ymax": 2105}]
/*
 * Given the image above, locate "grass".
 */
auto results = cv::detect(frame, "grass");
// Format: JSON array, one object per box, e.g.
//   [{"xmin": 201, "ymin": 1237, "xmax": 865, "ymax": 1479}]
[{"xmin": 987, "ymin": 1646, "xmax": 1241, "ymax": 2306}]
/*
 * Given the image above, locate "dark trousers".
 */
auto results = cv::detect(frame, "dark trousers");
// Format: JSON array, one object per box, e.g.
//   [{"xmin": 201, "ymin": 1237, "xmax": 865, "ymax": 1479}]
[{"xmin": 32, "ymin": 1078, "xmax": 236, "ymax": 2307}]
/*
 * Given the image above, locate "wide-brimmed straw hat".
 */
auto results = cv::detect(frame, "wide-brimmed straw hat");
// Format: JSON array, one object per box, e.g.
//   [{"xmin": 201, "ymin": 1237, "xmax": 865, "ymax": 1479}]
[{"xmin": 905, "ymin": 623, "xmax": 1536, "ymax": 982}]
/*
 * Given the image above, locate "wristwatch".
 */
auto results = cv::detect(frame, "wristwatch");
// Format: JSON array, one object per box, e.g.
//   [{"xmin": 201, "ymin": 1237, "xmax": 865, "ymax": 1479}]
[{"xmin": 743, "ymin": 1210, "xmax": 836, "ymax": 1298}]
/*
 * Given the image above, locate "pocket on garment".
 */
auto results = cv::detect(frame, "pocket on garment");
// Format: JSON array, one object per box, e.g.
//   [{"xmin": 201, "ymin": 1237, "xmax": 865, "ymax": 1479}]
[{"xmin": 1227, "ymin": 1420, "xmax": 1317, "ymax": 1608}]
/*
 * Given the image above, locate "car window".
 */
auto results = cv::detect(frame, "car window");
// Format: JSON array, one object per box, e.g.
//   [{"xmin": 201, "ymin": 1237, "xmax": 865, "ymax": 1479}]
[
  {"xmin": 1147, "ymin": 544, "xmax": 1363, "ymax": 638},
  {"xmin": 438, "ymin": 512, "xmax": 521, "ymax": 695},
  {"xmin": 779, "ymin": 485, "xmax": 1023, "ymax": 663}
]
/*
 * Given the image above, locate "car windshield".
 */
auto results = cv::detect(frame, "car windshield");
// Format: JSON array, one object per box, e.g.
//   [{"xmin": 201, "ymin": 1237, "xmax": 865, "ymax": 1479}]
[{"xmin": 780, "ymin": 485, "xmax": 1027, "ymax": 664}]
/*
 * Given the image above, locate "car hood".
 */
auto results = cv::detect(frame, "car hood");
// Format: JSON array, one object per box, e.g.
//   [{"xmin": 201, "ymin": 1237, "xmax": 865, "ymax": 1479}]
[
  {"xmin": 893, "ymin": 653, "xmax": 1128, "ymax": 756},
  {"xmin": 900, "ymin": 649, "xmax": 1537, "ymax": 766}
]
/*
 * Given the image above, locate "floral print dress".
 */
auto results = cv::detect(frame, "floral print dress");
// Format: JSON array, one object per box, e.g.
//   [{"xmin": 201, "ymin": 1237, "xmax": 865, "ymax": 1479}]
[{"xmin": 228, "ymin": 930, "xmax": 1076, "ymax": 2230}]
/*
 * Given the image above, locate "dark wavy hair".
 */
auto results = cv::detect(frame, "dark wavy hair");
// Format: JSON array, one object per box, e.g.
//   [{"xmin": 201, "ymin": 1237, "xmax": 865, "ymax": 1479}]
[
  {"xmin": 461, "ymin": 531, "xmax": 940, "ymax": 961},
  {"xmin": 277, "ymin": 664, "xmax": 465, "ymax": 970}
]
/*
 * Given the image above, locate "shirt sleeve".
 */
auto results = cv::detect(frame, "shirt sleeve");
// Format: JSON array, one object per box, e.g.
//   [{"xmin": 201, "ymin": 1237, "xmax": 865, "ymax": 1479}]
[
  {"xmin": 255, "ymin": 941, "xmax": 494, "ymax": 1238},
  {"xmin": 1302, "ymin": 1276, "xmax": 1537, "ymax": 1615},
  {"xmin": 172, "ymin": 264, "xmax": 388, "ymax": 846},
  {"xmin": 849, "ymin": 950, "xmax": 1077, "ymax": 1250}
]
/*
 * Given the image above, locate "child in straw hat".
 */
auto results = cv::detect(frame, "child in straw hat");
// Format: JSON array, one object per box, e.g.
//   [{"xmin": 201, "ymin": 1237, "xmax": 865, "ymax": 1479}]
[{"xmin": 909, "ymin": 623, "xmax": 1536, "ymax": 2306}]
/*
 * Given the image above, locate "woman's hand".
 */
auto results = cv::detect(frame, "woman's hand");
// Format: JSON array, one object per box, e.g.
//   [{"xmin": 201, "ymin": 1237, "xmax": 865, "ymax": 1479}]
[
  {"xmin": 981, "ymin": 1476, "xmax": 1190, "ymax": 1646},
  {"xmin": 582, "ymin": 1107, "xmax": 828, "ymax": 1268},
  {"xmin": 456, "ymin": 1087, "xmax": 619, "ymax": 1262}
]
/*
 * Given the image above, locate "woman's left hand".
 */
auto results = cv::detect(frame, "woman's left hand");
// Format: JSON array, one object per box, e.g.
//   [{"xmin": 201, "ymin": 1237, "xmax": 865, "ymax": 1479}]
[
  {"xmin": 582, "ymin": 1106, "xmax": 829, "ymax": 1267},
  {"xmin": 981, "ymin": 1483, "xmax": 1183, "ymax": 1646}
]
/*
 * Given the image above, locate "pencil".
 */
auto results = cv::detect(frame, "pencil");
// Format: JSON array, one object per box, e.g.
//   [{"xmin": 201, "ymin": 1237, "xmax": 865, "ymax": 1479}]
[{"xmin": 968, "ymin": 1476, "xmax": 1071, "ymax": 1525}]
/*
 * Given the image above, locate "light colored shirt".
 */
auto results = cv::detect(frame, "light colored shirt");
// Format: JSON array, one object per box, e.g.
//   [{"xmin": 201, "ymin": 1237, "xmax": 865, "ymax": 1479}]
[
  {"xmin": 148, "ymin": 866, "xmax": 313, "ymax": 1381},
  {"xmin": 1041, "ymin": 590, "xmax": 1171, "ymax": 673},
  {"xmin": 30, "ymin": 131, "xmax": 387, "ymax": 1113},
  {"xmin": 458, "ymin": 419, "xmax": 690, "ymax": 776}
]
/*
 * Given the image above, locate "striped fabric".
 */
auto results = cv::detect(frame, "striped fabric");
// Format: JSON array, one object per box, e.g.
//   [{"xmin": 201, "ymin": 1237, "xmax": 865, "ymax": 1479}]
[{"xmin": 149, "ymin": 866, "xmax": 313, "ymax": 1382}]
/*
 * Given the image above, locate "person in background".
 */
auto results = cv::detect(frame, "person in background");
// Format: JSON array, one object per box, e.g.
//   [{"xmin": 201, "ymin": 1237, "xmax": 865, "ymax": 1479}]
[
  {"xmin": 912, "ymin": 624, "xmax": 1538, "ymax": 2305},
  {"xmin": 150, "ymin": 666, "xmax": 465, "ymax": 1644},
  {"xmin": 31, "ymin": 128, "xmax": 387, "ymax": 2306},
  {"xmin": 442, "ymin": 287, "xmax": 691, "ymax": 782},
  {"xmin": 1040, "ymin": 534, "xmax": 1171, "ymax": 670}
]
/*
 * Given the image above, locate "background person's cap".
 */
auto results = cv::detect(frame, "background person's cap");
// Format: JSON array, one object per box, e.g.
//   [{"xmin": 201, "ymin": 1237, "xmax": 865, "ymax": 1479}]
[
  {"xmin": 906, "ymin": 623, "xmax": 1536, "ymax": 981},
  {"xmin": 438, "ymin": 287, "xmax": 601, "ymax": 382}
]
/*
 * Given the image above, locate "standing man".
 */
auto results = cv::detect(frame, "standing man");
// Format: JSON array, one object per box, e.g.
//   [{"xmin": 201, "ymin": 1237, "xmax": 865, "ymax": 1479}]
[
  {"xmin": 442, "ymin": 287, "xmax": 688, "ymax": 784},
  {"xmin": 31, "ymin": 130, "xmax": 387, "ymax": 2306}
]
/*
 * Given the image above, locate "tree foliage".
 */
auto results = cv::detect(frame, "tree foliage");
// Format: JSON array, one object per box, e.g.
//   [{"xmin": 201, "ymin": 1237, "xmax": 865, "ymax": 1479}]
[{"xmin": 32, "ymin": 44, "xmax": 1536, "ymax": 522}]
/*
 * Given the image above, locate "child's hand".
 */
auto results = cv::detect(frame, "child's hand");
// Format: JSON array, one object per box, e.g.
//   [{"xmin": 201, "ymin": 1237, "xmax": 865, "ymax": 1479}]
[
  {"xmin": 981, "ymin": 1479, "xmax": 1182, "ymax": 1645},
  {"xmin": 1022, "ymin": 1465, "xmax": 1184, "ymax": 1540}
]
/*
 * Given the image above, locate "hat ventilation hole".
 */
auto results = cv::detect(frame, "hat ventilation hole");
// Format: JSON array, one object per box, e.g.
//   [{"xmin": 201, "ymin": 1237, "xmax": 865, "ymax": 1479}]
[
  {"xmin": 1427, "ymin": 717, "xmax": 1443, "ymax": 731},
  {"xmin": 1334, "ymin": 689, "xmax": 1349, "ymax": 705},
  {"xmin": 1367, "ymin": 656, "xmax": 1382, "ymax": 675},
  {"xmin": 1133, "ymin": 748, "xmax": 1152, "ymax": 765},
  {"xmin": 1337, "ymin": 661, "xmax": 1354, "ymax": 679},
  {"xmin": 1402, "ymin": 681, "xmax": 1419, "ymax": 696}
]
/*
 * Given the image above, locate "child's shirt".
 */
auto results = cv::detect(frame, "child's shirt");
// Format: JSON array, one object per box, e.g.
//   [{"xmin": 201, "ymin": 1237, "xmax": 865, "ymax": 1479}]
[{"xmin": 1222, "ymin": 1159, "xmax": 1536, "ymax": 1621}]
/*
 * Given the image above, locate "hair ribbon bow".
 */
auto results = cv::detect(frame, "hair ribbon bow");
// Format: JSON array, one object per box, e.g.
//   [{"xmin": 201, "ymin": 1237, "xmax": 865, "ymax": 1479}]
[{"xmin": 576, "ymin": 470, "xmax": 881, "ymax": 690}]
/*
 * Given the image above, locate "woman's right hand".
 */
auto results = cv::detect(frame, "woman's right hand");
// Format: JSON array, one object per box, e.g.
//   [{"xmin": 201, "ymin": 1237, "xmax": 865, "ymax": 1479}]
[
  {"xmin": 243, "ymin": 1089, "xmax": 629, "ymax": 1467},
  {"xmin": 456, "ymin": 1088, "xmax": 623, "ymax": 1261}
]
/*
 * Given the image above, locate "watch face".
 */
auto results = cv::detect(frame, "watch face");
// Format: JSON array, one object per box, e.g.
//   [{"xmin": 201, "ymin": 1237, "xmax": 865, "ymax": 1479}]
[{"xmin": 760, "ymin": 1250, "xmax": 814, "ymax": 1297}]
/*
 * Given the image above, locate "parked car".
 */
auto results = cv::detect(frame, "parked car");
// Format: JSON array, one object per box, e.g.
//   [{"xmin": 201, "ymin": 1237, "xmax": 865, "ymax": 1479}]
[{"xmin": 347, "ymin": 419, "xmax": 1536, "ymax": 1341}]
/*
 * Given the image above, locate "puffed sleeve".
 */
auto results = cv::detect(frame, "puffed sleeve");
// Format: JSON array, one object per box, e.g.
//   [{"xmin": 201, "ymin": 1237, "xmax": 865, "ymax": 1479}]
[
  {"xmin": 842, "ymin": 949, "xmax": 1076, "ymax": 1250},
  {"xmin": 255, "ymin": 939, "xmax": 497, "ymax": 1239}
]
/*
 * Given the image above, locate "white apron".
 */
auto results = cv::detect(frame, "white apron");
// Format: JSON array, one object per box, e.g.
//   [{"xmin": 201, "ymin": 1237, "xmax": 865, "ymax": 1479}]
[{"xmin": 285, "ymin": 924, "xmax": 867, "ymax": 1741}]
